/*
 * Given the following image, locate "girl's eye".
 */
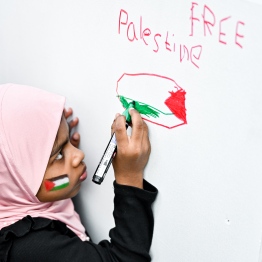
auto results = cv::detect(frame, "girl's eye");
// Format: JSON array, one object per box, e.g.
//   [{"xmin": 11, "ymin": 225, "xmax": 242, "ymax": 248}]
[{"xmin": 55, "ymin": 152, "xmax": 63, "ymax": 160}]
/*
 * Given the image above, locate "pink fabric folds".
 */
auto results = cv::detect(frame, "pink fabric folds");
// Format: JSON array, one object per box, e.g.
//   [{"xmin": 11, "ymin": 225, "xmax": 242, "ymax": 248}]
[{"xmin": 0, "ymin": 83, "xmax": 87, "ymax": 241}]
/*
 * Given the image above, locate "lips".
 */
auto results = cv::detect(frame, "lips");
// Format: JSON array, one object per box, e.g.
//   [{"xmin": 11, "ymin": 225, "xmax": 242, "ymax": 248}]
[{"xmin": 79, "ymin": 166, "xmax": 87, "ymax": 181}]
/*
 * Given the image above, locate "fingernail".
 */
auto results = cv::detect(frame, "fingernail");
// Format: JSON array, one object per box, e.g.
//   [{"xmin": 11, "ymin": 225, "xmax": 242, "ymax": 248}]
[
  {"xmin": 73, "ymin": 133, "xmax": 79, "ymax": 140},
  {"xmin": 114, "ymin": 113, "xmax": 120, "ymax": 119}
]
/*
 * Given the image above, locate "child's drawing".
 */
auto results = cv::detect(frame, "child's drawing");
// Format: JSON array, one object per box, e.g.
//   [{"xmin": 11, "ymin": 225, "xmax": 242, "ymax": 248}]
[{"xmin": 116, "ymin": 73, "xmax": 187, "ymax": 129}]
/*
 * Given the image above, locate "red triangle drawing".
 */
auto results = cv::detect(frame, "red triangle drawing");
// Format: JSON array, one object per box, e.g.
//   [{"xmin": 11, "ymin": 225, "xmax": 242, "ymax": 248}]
[
  {"xmin": 165, "ymin": 90, "xmax": 187, "ymax": 123},
  {"xmin": 44, "ymin": 180, "xmax": 55, "ymax": 191}
]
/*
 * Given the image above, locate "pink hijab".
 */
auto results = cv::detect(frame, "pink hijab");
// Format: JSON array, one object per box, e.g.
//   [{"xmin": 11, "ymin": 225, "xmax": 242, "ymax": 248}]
[{"xmin": 0, "ymin": 83, "xmax": 87, "ymax": 241}]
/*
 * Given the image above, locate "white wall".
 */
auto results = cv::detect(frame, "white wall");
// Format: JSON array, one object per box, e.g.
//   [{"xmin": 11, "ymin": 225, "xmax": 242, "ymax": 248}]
[{"xmin": 1, "ymin": 1, "xmax": 262, "ymax": 261}]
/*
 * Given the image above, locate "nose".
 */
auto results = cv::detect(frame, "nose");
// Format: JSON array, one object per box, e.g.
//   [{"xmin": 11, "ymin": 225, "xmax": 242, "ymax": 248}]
[{"xmin": 72, "ymin": 146, "xmax": 85, "ymax": 167}]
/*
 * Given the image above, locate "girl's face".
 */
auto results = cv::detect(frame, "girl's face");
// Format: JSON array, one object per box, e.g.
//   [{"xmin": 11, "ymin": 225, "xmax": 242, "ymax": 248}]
[{"xmin": 36, "ymin": 116, "xmax": 87, "ymax": 202}]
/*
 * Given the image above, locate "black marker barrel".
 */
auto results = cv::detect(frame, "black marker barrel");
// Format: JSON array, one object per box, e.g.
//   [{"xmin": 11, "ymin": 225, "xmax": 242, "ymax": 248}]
[
  {"xmin": 92, "ymin": 133, "xmax": 117, "ymax": 184},
  {"xmin": 92, "ymin": 101, "xmax": 134, "ymax": 185}
]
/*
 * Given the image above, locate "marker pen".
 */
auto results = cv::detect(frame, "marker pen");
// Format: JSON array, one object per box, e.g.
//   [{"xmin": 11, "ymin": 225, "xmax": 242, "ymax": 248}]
[{"xmin": 92, "ymin": 102, "xmax": 134, "ymax": 185}]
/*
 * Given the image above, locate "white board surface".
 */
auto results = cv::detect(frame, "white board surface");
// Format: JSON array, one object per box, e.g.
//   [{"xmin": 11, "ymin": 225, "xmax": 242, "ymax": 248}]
[{"xmin": 1, "ymin": 1, "xmax": 262, "ymax": 261}]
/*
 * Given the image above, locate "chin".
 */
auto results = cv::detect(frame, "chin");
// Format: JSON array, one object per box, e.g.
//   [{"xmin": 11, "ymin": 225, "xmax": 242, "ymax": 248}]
[{"xmin": 70, "ymin": 184, "xmax": 81, "ymax": 198}]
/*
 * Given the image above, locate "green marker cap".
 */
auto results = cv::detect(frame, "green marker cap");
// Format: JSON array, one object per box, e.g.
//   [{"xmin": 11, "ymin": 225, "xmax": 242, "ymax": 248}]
[{"xmin": 122, "ymin": 101, "xmax": 135, "ymax": 123}]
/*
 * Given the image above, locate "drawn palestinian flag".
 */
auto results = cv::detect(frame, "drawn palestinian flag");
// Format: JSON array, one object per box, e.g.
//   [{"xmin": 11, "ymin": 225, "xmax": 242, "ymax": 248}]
[
  {"xmin": 116, "ymin": 73, "xmax": 187, "ymax": 129},
  {"xmin": 44, "ymin": 174, "xmax": 69, "ymax": 191}
]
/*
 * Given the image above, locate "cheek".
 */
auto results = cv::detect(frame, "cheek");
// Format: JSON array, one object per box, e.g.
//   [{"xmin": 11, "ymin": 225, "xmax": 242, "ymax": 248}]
[
  {"xmin": 37, "ymin": 180, "xmax": 76, "ymax": 202},
  {"xmin": 43, "ymin": 173, "xmax": 80, "ymax": 198},
  {"xmin": 37, "ymin": 174, "xmax": 71, "ymax": 202}
]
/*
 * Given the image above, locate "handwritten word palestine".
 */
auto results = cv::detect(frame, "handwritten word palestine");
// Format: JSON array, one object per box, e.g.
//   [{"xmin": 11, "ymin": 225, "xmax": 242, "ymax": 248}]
[
  {"xmin": 118, "ymin": 3, "xmax": 245, "ymax": 69},
  {"xmin": 118, "ymin": 9, "xmax": 202, "ymax": 69}
]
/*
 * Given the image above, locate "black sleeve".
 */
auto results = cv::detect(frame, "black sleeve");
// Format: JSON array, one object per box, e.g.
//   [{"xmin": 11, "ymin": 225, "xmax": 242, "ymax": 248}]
[{"xmin": 0, "ymin": 180, "xmax": 158, "ymax": 262}]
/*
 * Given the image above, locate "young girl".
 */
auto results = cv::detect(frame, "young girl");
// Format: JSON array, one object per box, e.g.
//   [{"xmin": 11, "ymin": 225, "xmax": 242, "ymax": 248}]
[{"xmin": 0, "ymin": 83, "xmax": 157, "ymax": 262}]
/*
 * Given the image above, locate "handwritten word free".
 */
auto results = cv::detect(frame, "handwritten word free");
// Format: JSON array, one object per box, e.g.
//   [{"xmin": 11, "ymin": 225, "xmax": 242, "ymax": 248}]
[{"xmin": 190, "ymin": 2, "xmax": 245, "ymax": 48}]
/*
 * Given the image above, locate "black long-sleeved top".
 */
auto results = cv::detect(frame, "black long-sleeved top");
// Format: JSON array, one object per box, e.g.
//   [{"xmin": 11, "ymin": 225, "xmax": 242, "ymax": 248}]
[{"xmin": 0, "ymin": 180, "xmax": 158, "ymax": 262}]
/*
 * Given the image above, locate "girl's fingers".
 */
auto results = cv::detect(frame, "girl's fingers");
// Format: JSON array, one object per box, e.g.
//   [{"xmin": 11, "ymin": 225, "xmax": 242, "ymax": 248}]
[
  {"xmin": 63, "ymin": 107, "xmax": 73, "ymax": 119},
  {"xmin": 143, "ymin": 122, "xmax": 151, "ymax": 153},
  {"xmin": 68, "ymin": 117, "xmax": 79, "ymax": 132},
  {"xmin": 129, "ymin": 109, "xmax": 144, "ymax": 143},
  {"xmin": 111, "ymin": 113, "xmax": 121, "ymax": 135},
  {"xmin": 70, "ymin": 132, "xmax": 80, "ymax": 148},
  {"xmin": 64, "ymin": 108, "xmax": 80, "ymax": 147},
  {"xmin": 114, "ymin": 115, "xmax": 129, "ymax": 148},
  {"xmin": 64, "ymin": 107, "xmax": 77, "ymax": 132}
]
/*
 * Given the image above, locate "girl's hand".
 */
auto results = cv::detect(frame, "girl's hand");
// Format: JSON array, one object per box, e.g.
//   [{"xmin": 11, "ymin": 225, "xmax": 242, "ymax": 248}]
[
  {"xmin": 112, "ymin": 109, "xmax": 151, "ymax": 189},
  {"xmin": 63, "ymin": 108, "xmax": 80, "ymax": 148}
]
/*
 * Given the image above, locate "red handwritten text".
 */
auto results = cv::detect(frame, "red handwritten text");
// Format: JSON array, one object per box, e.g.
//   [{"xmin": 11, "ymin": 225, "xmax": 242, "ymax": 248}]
[
  {"xmin": 118, "ymin": 2, "xmax": 245, "ymax": 69},
  {"xmin": 118, "ymin": 9, "xmax": 202, "ymax": 69},
  {"xmin": 190, "ymin": 2, "xmax": 245, "ymax": 48}
]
